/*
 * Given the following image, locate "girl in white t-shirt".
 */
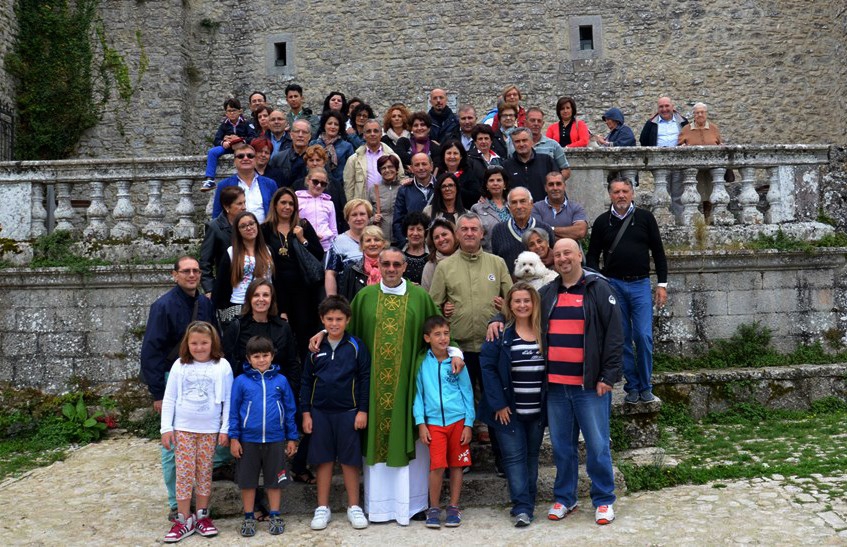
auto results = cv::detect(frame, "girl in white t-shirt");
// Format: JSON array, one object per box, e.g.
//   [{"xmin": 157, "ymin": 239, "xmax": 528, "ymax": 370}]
[{"xmin": 160, "ymin": 321, "xmax": 233, "ymax": 543}]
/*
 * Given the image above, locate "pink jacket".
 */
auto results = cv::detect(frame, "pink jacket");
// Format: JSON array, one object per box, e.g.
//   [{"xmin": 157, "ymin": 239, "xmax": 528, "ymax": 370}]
[{"xmin": 295, "ymin": 190, "xmax": 337, "ymax": 251}]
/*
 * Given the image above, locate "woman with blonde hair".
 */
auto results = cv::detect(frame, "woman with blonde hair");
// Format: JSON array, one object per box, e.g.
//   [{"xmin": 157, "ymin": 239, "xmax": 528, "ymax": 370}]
[{"xmin": 337, "ymin": 225, "xmax": 387, "ymax": 301}]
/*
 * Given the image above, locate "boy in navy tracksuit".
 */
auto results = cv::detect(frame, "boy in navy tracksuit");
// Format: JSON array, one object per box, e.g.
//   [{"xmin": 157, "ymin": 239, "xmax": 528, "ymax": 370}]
[
  {"xmin": 201, "ymin": 97, "xmax": 257, "ymax": 192},
  {"xmin": 413, "ymin": 315, "xmax": 475, "ymax": 529},
  {"xmin": 228, "ymin": 336, "xmax": 298, "ymax": 537},
  {"xmin": 301, "ymin": 295, "xmax": 371, "ymax": 531}
]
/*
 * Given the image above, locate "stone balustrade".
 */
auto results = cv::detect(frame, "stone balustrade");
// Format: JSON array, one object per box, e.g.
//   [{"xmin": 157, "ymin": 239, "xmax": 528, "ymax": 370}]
[{"xmin": 0, "ymin": 145, "xmax": 831, "ymax": 242}]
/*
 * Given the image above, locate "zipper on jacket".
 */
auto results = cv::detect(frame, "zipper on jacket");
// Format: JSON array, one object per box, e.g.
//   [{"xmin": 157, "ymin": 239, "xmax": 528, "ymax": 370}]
[
  {"xmin": 438, "ymin": 361, "xmax": 446, "ymax": 425},
  {"xmin": 261, "ymin": 371, "xmax": 267, "ymax": 442},
  {"xmin": 243, "ymin": 400, "xmax": 252, "ymax": 429},
  {"xmin": 351, "ymin": 379, "xmax": 356, "ymax": 409},
  {"xmin": 277, "ymin": 400, "xmax": 284, "ymax": 430}
]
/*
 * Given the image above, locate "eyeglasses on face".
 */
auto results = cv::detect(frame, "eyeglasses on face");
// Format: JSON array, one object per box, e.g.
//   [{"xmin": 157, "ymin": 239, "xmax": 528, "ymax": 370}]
[
  {"xmin": 235, "ymin": 153, "xmax": 255, "ymax": 159},
  {"xmin": 177, "ymin": 268, "xmax": 201, "ymax": 275},
  {"xmin": 238, "ymin": 221, "xmax": 257, "ymax": 230},
  {"xmin": 379, "ymin": 261, "xmax": 403, "ymax": 268}
]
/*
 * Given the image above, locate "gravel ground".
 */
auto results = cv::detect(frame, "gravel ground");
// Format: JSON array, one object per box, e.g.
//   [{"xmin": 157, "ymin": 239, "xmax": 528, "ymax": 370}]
[{"xmin": 0, "ymin": 437, "xmax": 844, "ymax": 546}]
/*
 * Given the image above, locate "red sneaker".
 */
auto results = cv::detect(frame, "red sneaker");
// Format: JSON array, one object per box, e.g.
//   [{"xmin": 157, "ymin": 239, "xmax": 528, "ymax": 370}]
[
  {"xmin": 194, "ymin": 509, "xmax": 219, "ymax": 537},
  {"xmin": 164, "ymin": 514, "xmax": 195, "ymax": 543}
]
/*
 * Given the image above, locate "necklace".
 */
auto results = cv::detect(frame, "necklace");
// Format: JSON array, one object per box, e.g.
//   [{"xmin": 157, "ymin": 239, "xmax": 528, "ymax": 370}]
[{"xmin": 277, "ymin": 223, "xmax": 290, "ymax": 256}]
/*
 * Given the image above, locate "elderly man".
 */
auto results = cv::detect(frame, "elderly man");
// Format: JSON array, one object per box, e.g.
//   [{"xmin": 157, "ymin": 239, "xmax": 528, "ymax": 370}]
[
  {"xmin": 211, "ymin": 141, "xmax": 276, "ymax": 222},
  {"xmin": 392, "ymin": 152, "xmax": 435, "ymax": 246},
  {"xmin": 491, "ymin": 187, "xmax": 555, "ymax": 275},
  {"xmin": 428, "ymin": 88, "xmax": 460, "ymax": 143},
  {"xmin": 488, "ymin": 238, "xmax": 623, "ymax": 525},
  {"xmin": 586, "ymin": 177, "xmax": 667, "ymax": 404},
  {"xmin": 141, "ymin": 256, "xmax": 223, "ymax": 521},
  {"xmin": 266, "ymin": 118, "xmax": 312, "ymax": 188},
  {"xmin": 430, "ymin": 213, "xmax": 512, "ymax": 465},
  {"xmin": 639, "ymin": 96, "xmax": 689, "ymax": 213},
  {"xmin": 344, "ymin": 119, "xmax": 404, "ymax": 201},
  {"xmin": 458, "ymin": 105, "xmax": 477, "ymax": 151},
  {"xmin": 267, "ymin": 109, "xmax": 291, "ymax": 158},
  {"xmin": 531, "ymin": 171, "xmax": 588, "ymax": 241},
  {"xmin": 502, "ymin": 128, "xmax": 559, "ymax": 202},
  {"xmin": 525, "ymin": 107, "xmax": 572, "ymax": 180}
]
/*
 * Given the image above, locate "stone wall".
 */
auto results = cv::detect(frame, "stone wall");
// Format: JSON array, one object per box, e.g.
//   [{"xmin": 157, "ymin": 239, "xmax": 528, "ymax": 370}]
[
  {"xmin": 0, "ymin": 0, "xmax": 14, "ymax": 108},
  {"xmin": 55, "ymin": 0, "xmax": 846, "ymax": 158},
  {"xmin": 1, "ymin": 249, "xmax": 845, "ymax": 392}
]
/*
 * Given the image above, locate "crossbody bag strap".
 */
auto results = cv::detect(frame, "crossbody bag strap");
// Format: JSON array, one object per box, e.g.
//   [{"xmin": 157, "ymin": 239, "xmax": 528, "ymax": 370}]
[{"xmin": 603, "ymin": 211, "xmax": 635, "ymax": 266}]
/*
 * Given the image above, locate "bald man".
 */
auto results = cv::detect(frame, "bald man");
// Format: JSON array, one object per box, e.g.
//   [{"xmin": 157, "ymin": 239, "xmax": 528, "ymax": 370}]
[
  {"xmin": 428, "ymin": 88, "xmax": 460, "ymax": 143},
  {"xmin": 392, "ymin": 152, "xmax": 436, "ymax": 246}
]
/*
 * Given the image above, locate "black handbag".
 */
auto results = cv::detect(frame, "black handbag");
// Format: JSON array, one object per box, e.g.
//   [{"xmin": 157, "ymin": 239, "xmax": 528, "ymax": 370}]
[{"xmin": 290, "ymin": 234, "xmax": 324, "ymax": 286}]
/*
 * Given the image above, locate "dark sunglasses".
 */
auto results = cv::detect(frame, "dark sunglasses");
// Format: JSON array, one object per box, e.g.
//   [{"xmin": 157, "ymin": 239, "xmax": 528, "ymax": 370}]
[
  {"xmin": 379, "ymin": 261, "xmax": 404, "ymax": 268},
  {"xmin": 235, "ymin": 153, "xmax": 255, "ymax": 159},
  {"xmin": 310, "ymin": 178, "xmax": 328, "ymax": 187}
]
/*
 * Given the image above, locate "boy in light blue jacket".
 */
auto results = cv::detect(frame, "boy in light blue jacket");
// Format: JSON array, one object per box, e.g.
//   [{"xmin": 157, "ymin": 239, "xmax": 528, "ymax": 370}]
[{"xmin": 413, "ymin": 315, "xmax": 475, "ymax": 529}]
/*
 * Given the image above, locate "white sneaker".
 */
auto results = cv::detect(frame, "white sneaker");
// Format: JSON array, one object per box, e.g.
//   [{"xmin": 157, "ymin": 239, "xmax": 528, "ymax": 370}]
[
  {"xmin": 548, "ymin": 502, "xmax": 578, "ymax": 520},
  {"xmin": 347, "ymin": 505, "xmax": 368, "ymax": 529},
  {"xmin": 310, "ymin": 506, "xmax": 331, "ymax": 530},
  {"xmin": 595, "ymin": 504, "xmax": 615, "ymax": 525}
]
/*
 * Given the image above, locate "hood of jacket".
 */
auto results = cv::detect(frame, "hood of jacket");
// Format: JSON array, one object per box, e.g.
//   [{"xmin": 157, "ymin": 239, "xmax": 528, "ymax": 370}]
[
  {"xmin": 602, "ymin": 107, "xmax": 625, "ymax": 124},
  {"xmin": 295, "ymin": 189, "xmax": 332, "ymax": 201}
]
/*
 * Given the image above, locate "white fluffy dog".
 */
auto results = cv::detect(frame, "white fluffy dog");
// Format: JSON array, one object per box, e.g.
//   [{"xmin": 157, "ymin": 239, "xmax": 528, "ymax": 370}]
[{"xmin": 513, "ymin": 251, "xmax": 559, "ymax": 290}]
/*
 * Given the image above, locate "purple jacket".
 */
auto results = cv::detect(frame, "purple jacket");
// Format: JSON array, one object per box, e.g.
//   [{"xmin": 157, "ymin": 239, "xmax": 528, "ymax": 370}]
[{"xmin": 295, "ymin": 190, "xmax": 338, "ymax": 251}]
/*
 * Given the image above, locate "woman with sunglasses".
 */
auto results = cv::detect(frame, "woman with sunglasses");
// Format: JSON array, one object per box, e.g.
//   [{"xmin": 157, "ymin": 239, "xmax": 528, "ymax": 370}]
[
  {"xmin": 210, "ymin": 143, "xmax": 277, "ymax": 223},
  {"xmin": 295, "ymin": 166, "xmax": 337, "ymax": 251}
]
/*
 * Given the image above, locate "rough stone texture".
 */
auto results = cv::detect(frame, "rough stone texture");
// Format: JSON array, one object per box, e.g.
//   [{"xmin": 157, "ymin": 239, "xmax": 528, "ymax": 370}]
[
  {"xmin": 0, "ymin": 437, "xmax": 842, "ymax": 544},
  {"xmin": 0, "ymin": 0, "xmax": 14, "ymax": 109},
  {"xmin": 1, "ymin": 1, "xmax": 844, "ymax": 158},
  {"xmin": 653, "ymin": 363, "xmax": 847, "ymax": 419}
]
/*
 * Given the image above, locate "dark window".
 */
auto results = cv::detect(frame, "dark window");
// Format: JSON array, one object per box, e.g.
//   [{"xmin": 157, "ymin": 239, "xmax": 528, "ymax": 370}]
[
  {"xmin": 274, "ymin": 42, "xmax": 287, "ymax": 66},
  {"xmin": 579, "ymin": 26, "xmax": 594, "ymax": 50}
]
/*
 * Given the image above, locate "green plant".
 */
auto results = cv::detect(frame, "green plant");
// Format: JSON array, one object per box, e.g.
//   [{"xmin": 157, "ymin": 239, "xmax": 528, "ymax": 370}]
[
  {"xmin": 61, "ymin": 395, "xmax": 108, "ymax": 442},
  {"xmin": 31, "ymin": 230, "xmax": 109, "ymax": 273}
]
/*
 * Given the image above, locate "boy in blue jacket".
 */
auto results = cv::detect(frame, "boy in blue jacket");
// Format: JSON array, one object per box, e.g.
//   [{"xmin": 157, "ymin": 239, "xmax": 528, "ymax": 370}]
[
  {"xmin": 200, "ymin": 97, "xmax": 257, "ymax": 192},
  {"xmin": 301, "ymin": 295, "xmax": 371, "ymax": 531},
  {"xmin": 413, "ymin": 315, "xmax": 475, "ymax": 529},
  {"xmin": 228, "ymin": 336, "xmax": 298, "ymax": 537}
]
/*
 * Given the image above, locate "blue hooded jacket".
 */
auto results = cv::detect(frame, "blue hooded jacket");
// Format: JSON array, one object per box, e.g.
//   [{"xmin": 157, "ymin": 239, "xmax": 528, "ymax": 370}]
[
  {"xmin": 228, "ymin": 362, "xmax": 298, "ymax": 443},
  {"xmin": 601, "ymin": 108, "xmax": 636, "ymax": 146}
]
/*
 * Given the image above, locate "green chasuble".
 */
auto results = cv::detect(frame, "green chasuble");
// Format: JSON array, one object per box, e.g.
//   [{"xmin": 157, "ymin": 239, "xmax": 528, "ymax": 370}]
[{"xmin": 349, "ymin": 283, "xmax": 440, "ymax": 467}]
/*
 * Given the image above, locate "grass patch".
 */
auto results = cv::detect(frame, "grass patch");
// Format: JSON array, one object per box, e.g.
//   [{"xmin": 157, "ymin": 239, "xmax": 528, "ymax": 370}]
[
  {"xmin": 619, "ymin": 397, "xmax": 847, "ymax": 492},
  {"xmin": 654, "ymin": 322, "xmax": 847, "ymax": 373}
]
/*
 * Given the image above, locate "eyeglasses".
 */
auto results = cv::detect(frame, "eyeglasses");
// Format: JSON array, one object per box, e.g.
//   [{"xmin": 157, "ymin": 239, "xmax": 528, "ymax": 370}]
[
  {"xmin": 310, "ymin": 178, "xmax": 328, "ymax": 187},
  {"xmin": 177, "ymin": 268, "xmax": 200, "ymax": 275},
  {"xmin": 238, "ymin": 221, "xmax": 257, "ymax": 230},
  {"xmin": 500, "ymin": 113, "xmax": 516, "ymax": 118},
  {"xmin": 441, "ymin": 184, "xmax": 456, "ymax": 189},
  {"xmin": 379, "ymin": 261, "xmax": 404, "ymax": 268},
  {"xmin": 235, "ymin": 153, "xmax": 255, "ymax": 159},
  {"xmin": 225, "ymin": 108, "xmax": 241, "ymax": 113}
]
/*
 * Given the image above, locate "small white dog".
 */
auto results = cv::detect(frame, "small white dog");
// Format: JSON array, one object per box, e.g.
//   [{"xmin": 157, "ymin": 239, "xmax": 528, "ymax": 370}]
[{"xmin": 513, "ymin": 251, "xmax": 559, "ymax": 290}]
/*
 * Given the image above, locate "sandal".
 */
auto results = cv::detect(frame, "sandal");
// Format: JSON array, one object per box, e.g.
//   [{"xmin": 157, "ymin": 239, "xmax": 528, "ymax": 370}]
[
  {"xmin": 254, "ymin": 494, "xmax": 270, "ymax": 522},
  {"xmin": 292, "ymin": 470, "xmax": 317, "ymax": 485}
]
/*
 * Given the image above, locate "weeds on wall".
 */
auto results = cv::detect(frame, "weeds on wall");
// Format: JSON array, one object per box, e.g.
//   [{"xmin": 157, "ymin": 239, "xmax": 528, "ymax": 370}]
[{"xmin": 31, "ymin": 230, "xmax": 109, "ymax": 274}]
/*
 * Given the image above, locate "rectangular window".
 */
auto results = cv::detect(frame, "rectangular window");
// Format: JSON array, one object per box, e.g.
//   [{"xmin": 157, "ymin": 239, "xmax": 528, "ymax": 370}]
[
  {"xmin": 274, "ymin": 42, "xmax": 287, "ymax": 67},
  {"xmin": 579, "ymin": 26, "xmax": 594, "ymax": 50}
]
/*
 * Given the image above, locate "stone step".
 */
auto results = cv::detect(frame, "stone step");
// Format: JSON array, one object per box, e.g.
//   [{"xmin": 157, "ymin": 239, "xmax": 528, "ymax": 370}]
[{"xmin": 209, "ymin": 464, "xmax": 626, "ymax": 516}]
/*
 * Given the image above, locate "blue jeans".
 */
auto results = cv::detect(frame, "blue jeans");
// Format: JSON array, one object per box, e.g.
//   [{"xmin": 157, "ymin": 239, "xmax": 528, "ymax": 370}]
[
  {"xmin": 495, "ymin": 416, "xmax": 545, "ymax": 518},
  {"xmin": 609, "ymin": 277, "xmax": 654, "ymax": 393},
  {"xmin": 161, "ymin": 444, "xmax": 233, "ymax": 510},
  {"xmin": 204, "ymin": 146, "xmax": 229, "ymax": 179},
  {"xmin": 546, "ymin": 384, "xmax": 616, "ymax": 508}
]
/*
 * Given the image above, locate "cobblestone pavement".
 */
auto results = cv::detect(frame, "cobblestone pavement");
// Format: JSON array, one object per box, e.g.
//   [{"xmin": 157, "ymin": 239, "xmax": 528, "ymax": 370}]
[{"xmin": 0, "ymin": 437, "xmax": 845, "ymax": 545}]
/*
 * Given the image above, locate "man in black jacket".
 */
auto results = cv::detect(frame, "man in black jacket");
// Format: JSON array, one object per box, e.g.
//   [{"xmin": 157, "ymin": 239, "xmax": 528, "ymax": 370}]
[
  {"xmin": 428, "ymin": 88, "xmax": 460, "ymax": 143},
  {"xmin": 502, "ymin": 128, "xmax": 558, "ymax": 202},
  {"xmin": 639, "ymin": 97, "xmax": 688, "ymax": 214},
  {"xmin": 586, "ymin": 177, "xmax": 668, "ymax": 404}
]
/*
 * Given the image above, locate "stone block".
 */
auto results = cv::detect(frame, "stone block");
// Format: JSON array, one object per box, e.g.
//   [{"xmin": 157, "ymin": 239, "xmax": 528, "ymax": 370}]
[
  {"xmin": 762, "ymin": 270, "xmax": 797, "ymax": 289},
  {"xmin": 727, "ymin": 271, "xmax": 763, "ymax": 291},
  {"xmin": 2, "ymin": 332, "xmax": 36, "ymax": 356},
  {"xmin": 756, "ymin": 289, "xmax": 800, "ymax": 313},
  {"xmin": 727, "ymin": 291, "xmax": 758, "ymax": 315},
  {"xmin": 41, "ymin": 332, "xmax": 87, "ymax": 357},
  {"xmin": 797, "ymin": 269, "xmax": 836, "ymax": 290},
  {"xmin": 703, "ymin": 291, "xmax": 728, "ymax": 316},
  {"xmin": 15, "ymin": 308, "xmax": 51, "ymax": 332},
  {"xmin": 0, "ymin": 181, "xmax": 33, "ymax": 241}
]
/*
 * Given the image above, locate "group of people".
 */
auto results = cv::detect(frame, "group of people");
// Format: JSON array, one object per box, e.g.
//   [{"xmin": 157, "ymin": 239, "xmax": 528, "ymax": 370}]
[{"xmin": 142, "ymin": 82, "xmax": 676, "ymax": 540}]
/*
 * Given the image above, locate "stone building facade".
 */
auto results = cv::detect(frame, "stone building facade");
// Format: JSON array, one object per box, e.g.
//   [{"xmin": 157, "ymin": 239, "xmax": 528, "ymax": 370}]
[{"xmin": 0, "ymin": 0, "xmax": 845, "ymax": 158}]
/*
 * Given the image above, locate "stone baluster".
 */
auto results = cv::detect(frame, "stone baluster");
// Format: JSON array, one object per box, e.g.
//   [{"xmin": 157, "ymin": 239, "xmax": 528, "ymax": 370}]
[
  {"xmin": 621, "ymin": 169, "xmax": 638, "ymax": 185},
  {"xmin": 677, "ymin": 168, "xmax": 703, "ymax": 226},
  {"xmin": 110, "ymin": 180, "xmax": 138, "ymax": 239},
  {"xmin": 142, "ymin": 179, "xmax": 167, "ymax": 237},
  {"xmin": 708, "ymin": 167, "xmax": 734, "ymax": 226},
  {"xmin": 736, "ymin": 167, "xmax": 763, "ymax": 225},
  {"xmin": 650, "ymin": 169, "xmax": 674, "ymax": 226},
  {"xmin": 30, "ymin": 181, "xmax": 48, "ymax": 237},
  {"xmin": 173, "ymin": 178, "xmax": 197, "ymax": 238},
  {"xmin": 53, "ymin": 182, "xmax": 77, "ymax": 232},
  {"xmin": 765, "ymin": 166, "xmax": 795, "ymax": 224},
  {"xmin": 84, "ymin": 180, "xmax": 109, "ymax": 239}
]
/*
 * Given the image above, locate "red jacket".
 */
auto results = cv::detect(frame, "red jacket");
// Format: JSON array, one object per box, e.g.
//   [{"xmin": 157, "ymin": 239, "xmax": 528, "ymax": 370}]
[{"xmin": 545, "ymin": 119, "xmax": 590, "ymax": 148}]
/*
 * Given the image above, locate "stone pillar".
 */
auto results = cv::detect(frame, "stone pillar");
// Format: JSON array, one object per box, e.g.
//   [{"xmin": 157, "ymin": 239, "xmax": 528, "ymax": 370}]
[
  {"xmin": 650, "ymin": 169, "xmax": 674, "ymax": 226},
  {"xmin": 677, "ymin": 168, "xmax": 703, "ymax": 226},
  {"xmin": 110, "ymin": 180, "xmax": 138, "ymax": 239},
  {"xmin": 53, "ymin": 183, "xmax": 76, "ymax": 232},
  {"xmin": 142, "ymin": 179, "xmax": 167, "ymax": 237},
  {"xmin": 737, "ymin": 167, "xmax": 763, "ymax": 225},
  {"xmin": 621, "ymin": 169, "xmax": 638, "ymax": 185},
  {"xmin": 84, "ymin": 181, "xmax": 110, "ymax": 239},
  {"xmin": 30, "ymin": 182, "xmax": 48, "ymax": 238},
  {"xmin": 708, "ymin": 167, "xmax": 734, "ymax": 226},
  {"xmin": 173, "ymin": 178, "xmax": 197, "ymax": 239},
  {"xmin": 765, "ymin": 166, "xmax": 795, "ymax": 224}
]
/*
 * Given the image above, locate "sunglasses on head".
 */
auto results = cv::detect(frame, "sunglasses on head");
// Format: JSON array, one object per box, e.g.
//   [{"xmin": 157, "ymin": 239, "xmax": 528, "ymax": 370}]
[{"xmin": 235, "ymin": 153, "xmax": 255, "ymax": 159}]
